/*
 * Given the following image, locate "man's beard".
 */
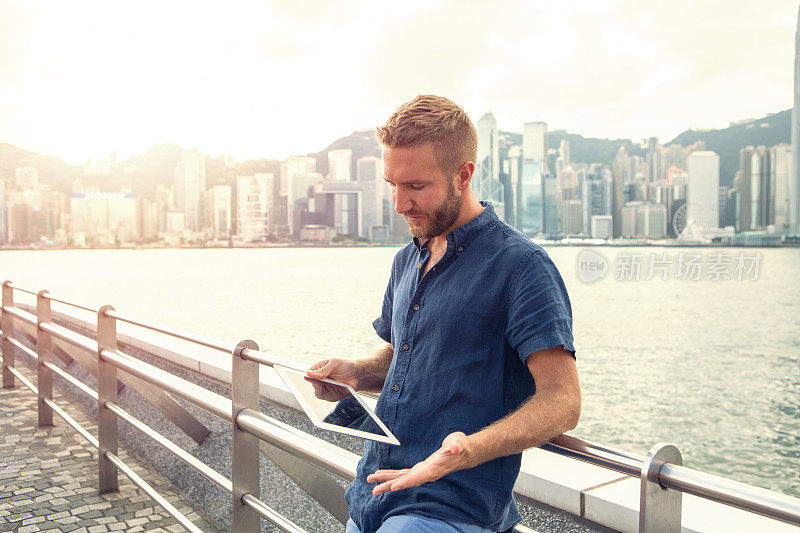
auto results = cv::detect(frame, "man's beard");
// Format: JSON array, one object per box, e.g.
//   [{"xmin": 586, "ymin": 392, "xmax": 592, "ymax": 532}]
[{"xmin": 405, "ymin": 181, "xmax": 462, "ymax": 240}]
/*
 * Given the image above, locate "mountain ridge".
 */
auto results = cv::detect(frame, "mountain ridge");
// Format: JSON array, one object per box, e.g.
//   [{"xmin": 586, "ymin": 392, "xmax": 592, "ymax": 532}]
[{"xmin": 1, "ymin": 109, "xmax": 790, "ymax": 196}]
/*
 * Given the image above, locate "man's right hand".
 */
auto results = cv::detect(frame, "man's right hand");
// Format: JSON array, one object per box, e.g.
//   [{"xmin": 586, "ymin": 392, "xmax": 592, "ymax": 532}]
[{"xmin": 306, "ymin": 359, "xmax": 363, "ymax": 401}]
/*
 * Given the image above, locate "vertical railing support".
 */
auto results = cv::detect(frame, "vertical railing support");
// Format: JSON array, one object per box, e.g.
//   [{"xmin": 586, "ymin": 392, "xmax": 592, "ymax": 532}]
[
  {"xmin": 97, "ymin": 305, "xmax": 119, "ymax": 493},
  {"xmin": 232, "ymin": 339, "xmax": 260, "ymax": 532},
  {"xmin": 639, "ymin": 443, "xmax": 683, "ymax": 532},
  {"xmin": 1, "ymin": 281, "xmax": 14, "ymax": 389},
  {"xmin": 36, "ymin": 290, "xmax": 53, "ymax": 426}
]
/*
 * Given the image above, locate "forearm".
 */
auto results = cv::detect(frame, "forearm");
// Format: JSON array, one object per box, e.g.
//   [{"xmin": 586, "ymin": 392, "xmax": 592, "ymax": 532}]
[
  {"xmin": 463, "ymin": 385, "xmax": 581, "ymax": 469},
  {"xmin": 352, "ymin": 342, "xmax": 393, "ymax": 393}
]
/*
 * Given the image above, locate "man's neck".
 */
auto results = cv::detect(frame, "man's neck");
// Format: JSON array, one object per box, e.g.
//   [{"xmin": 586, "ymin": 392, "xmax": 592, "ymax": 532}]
[{"xmin": 427, "ymin": 197, "xmax": 485, "ymax": 250}]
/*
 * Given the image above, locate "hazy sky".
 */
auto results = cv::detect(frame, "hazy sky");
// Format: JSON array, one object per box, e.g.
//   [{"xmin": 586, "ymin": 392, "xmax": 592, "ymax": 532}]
[{"xmin": 1, "ymin": 1, "xmax": 798, "ymax": 165}]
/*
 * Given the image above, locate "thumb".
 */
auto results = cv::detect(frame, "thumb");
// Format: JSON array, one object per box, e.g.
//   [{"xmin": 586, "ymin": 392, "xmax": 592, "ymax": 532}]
[
  {"xmin": 443, "ymin": 432, "xmax": 467, "ymax": 455},
  {"xmin": 308, "ymin": 359, "xmax": 334, "ymax": 377}
]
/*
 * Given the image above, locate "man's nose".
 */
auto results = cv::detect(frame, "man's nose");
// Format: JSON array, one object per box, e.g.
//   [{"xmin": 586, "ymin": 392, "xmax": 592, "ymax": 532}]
[{"xmin": 394, "ymin": 189, "xmax": 412, "ymax": 214}]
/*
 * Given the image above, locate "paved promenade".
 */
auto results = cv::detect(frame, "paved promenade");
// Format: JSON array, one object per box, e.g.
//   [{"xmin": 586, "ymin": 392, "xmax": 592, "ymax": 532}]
[{"xmin": 0, "ymin": 367, "xmax": 222, "ymax": 533}]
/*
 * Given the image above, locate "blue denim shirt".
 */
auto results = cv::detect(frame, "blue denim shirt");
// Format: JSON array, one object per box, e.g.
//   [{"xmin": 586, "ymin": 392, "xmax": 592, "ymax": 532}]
[{"xmin": 346, "ymin": 202, "xmax": 575, "ymax": 532}]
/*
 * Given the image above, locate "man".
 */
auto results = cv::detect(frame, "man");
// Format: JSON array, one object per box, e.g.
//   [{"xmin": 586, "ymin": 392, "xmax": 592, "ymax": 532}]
[{"xmin": 308, "ymin": 95, "xmax": 580, "ymax": 533}]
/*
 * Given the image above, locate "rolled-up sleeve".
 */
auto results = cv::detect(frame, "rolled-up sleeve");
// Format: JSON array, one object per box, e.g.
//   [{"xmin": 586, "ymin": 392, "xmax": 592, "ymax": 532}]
[
  {"xmin": 372, "ymin": 264, "xmax": 395, "ymax": 343},
  {"xmin": 505, "ymin": 249, "xmax": 575, "ymax": 364}
]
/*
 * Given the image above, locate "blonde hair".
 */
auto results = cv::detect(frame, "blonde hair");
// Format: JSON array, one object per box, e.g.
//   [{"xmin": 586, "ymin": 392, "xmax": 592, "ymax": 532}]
[{"xmin": 376, "ymin": 95, "xmax": 477, "ymax": 178}]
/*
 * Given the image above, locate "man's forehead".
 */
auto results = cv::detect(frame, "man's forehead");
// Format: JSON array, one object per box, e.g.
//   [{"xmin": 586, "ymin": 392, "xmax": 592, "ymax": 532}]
[{"xmin": 382, "ymin": 143, "xmax": 439, "ymax": 169}]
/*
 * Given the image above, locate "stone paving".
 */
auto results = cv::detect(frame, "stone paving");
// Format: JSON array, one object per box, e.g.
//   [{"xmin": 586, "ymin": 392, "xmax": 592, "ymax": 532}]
[{"xmin": 0, "ymin": 364, "xmax": 223, "ymax": 533}]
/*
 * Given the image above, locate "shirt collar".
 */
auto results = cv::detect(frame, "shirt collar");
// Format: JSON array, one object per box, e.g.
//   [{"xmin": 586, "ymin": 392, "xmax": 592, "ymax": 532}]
[{"xmin": 412, "ymin": 201, "xmax": 498, "ymax": 255}]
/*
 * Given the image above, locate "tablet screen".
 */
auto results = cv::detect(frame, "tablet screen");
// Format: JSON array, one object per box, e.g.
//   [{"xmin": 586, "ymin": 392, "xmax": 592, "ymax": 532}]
[{"xmin": 275, "ymin": 366, "xmax": 400, "ymax": 445}]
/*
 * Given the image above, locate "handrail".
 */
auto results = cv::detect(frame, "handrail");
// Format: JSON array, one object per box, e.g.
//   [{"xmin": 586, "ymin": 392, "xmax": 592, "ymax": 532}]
[
  {"xmin": 103, "ymin": 309, "xmax": 236, "ymax": 353},
  {"xmin": 7, "ymin": 282, "xmax": 99, "ymax": 312},
  {"xmin": 3, "ymin": 281, "xmax": 800, "ymax": 532}
]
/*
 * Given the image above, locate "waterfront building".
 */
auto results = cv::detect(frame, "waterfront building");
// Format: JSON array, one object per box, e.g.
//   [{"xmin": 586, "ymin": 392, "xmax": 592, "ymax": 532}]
[
  {"xmin": 357, "ymin": 156, "xmax": 385, "ymax": 232},
  {"xmin": 591, "ymin": 214, "xmax": 613, "ymax": 239},
  {"xmin": 314, "ymin": 180, "xmax": 382, "ymax": 238},
  {"xmin": 611, "ymin": 147, "xmax": 626, "ymax": 237},
  {"xmin": 621, "ymin": 201, "xmax": 644, "ymax": 237},
  {"xmin": 504, "ymin": 145, "xmax": 522, "ymax": 227},
  {"xmin": 738, "ymin": 146, "xmax": 754, "ymax": 231},
  {"xmin": 287, "ymin": 172, "xmax": 322, "ymax": 234},
  {"xmin": 328, "ymin": 149, "xmax": 352, "ymax": 181},
  {"xmin": 173, "ymin": 150, "xmax": 206, "ymax": 231},
  {"xmin": 543, "ymin": 175, "xmax": 559, "ymax": 235},
  {"xmin": 687, "ymin": 151, "xmax": 720, "ymax": 230},
  {"xmin": 280, "ymin": 156, "xmax": 316, "ymax": 197},
  {"xmin": 561, "ymin": 199, "xmax": 582, "ymax": 235},
  {"xmin": 773, "ymin": 144, "xmax": 792, "ymax": 231},
  {"xmin": 750, "ymin": 146, "xmax": 772, "ymax": 229},
  {"xmin": 69, "ymin": 192, "xmax": 138, "ymax": 245},
  {"xmin": 519, "ymin": 122, "xmax": 547, "ymax": 234},
  {"xmin": 636, "ymin": 202, "xmax": 668, "ymax": 239},
  {"xmin": 645, "ymin": 137, "xmax": 662, "ymax": 183},
  {"xmin": 581, "ymin": 168, "xmax": 612, "ymax": 234},
  {"xmin": 204, "ymin": 185, "xmax": 232, "ymax": 240},
  {"xmin": 140, "ymin": 199, "xmax": 158, "ymax": 241},
  {"xmin": 236, "ymin": 174, "xmax": 273, "ymax": 242},
  {"xmin": 474, "ymin": 113, "xmax": 505, "ymax": 221},
  {"xmin": 155, "ymin": 185, "xmax": 174, "ymax": 234}
]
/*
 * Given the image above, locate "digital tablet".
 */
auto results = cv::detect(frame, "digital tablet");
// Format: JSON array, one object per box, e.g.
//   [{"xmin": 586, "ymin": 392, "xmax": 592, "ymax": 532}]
[{"xmin": 274, "ymin": 366, "xmax": 400, "ymax": 445}]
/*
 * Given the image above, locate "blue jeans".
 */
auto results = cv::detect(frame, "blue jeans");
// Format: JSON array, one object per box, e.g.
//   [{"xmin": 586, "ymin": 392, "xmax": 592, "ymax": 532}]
[{"xmin": 346, "ymin": 516, "xmax": 494, "ymax": 533}]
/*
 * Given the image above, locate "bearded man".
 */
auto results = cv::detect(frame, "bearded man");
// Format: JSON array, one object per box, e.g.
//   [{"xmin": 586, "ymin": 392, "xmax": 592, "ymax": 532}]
[{"xmin": 308, "ymin": 95, "xmax": 580, "ymax": 533}]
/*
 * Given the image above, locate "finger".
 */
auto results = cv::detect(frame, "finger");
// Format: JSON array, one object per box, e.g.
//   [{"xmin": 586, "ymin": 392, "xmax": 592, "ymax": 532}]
[
  {"xmin": 366, "ymin": 469, "xmax": 408, "ymax": 483},
  {"xmin": 385, "ymin": 470, "xmax": 430, "ymax": 492},
  {"xmin": 372, "ymin": 478, "xmax": 401, "ymax": 495}
]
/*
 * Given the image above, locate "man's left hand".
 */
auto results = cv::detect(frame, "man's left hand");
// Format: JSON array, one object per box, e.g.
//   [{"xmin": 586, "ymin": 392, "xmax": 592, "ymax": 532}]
[{"xmin": 367, "ymin": 432, "xmax": 472, "ymax": 495}]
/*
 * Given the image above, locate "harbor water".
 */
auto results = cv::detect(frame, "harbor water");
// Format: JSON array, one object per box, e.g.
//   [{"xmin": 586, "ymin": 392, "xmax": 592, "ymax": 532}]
[{"xmin": 1, "ymin": 245, "xmax": 798, "ymax": 498}]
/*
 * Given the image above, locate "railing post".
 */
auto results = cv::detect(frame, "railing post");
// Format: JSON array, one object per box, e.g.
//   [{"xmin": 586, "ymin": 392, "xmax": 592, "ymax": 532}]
[
  {"xmin": 232, "ymin": 339, "xmax": 260, "ymax": 532},
  {"xmin": 1, "ymin": 281, "xmax": 14, "ymax": 388},
  {"xmin": 36, "ymin": 290, "xmax": 53, "ymax": 426},
  {"xmin": 97, "ymin": 305, "xmax": 118, "ymax": 493},
  {"xmin": 639, "ymin": 443, "xmax": 683, "ymax": 532}
]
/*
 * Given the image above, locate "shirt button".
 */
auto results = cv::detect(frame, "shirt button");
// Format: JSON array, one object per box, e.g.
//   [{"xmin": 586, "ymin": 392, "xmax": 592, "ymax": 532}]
[
  {"xmin": 413, "ymin": 304, "xmax": 420, "ymax": 311},
  {"xmin": 392, "ymin": 384, "xmax": 399, "ymax": 391},
  {"xmin": 458, "ymin": 246, "xmax": 463, "ymax": 252},
  {"xmin": 402, "ymin": 343, "xmax": 410, "ymax": 350},
  {"xmin": 416, "ymin": 263, "xmax": 422, "ymax": 269}
]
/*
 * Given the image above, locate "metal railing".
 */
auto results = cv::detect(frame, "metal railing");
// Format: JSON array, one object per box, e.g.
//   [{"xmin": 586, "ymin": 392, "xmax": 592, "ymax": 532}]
[{"xmin": 1, "ymin": 279, "xmax": 799, "ymax": 533}]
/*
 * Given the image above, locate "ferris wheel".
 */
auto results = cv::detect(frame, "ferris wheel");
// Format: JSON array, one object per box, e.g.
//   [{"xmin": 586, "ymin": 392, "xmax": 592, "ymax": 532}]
[{"xmin": 672, "ymin": 203, "xmax": 687, "ymax": 237}]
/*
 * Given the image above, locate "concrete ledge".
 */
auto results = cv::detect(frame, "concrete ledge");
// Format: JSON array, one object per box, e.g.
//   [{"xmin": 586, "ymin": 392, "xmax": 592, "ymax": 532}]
[{"xmin": 30, "ymin": 305, "xmax": 800, "ymax": 533}]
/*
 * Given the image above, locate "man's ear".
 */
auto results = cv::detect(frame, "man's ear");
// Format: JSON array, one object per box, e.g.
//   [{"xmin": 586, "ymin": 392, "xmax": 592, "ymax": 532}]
[{"xmin": 456, "ymin": 161, "xmax": 475, "ymax": 191}]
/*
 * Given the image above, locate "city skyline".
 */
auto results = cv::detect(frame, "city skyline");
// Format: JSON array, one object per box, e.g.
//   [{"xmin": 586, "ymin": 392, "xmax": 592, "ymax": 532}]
[{"xmin": 1, "ymin": 1, "xmax": 798, "ymax": 164}]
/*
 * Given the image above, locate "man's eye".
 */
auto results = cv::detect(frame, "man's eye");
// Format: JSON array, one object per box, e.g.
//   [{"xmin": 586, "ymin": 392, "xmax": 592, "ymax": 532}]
[{"xmin": 409, "ymin": 185, "xmax": 424, "ymax": 191}]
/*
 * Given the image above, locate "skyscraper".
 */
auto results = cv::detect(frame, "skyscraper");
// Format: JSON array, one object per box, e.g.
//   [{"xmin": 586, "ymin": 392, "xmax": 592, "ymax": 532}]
[
  {"xmin": 773, "ymin": 144, "xmax": 792, "ymax": 230},
  {"xmin": 280, "ymin": 156, "xmax": 316, "ymax": 197},
  {"xmin": 474, "ymin": 113, "xmax": 505, "ymax": 220},
  {"xmin": 237, "ymin": 174, "xmax": 272, "ymax": 242},
  {"xmin": 519, "ymin": 122, "xmax": 547, "ymax": 234},
  {"xmin": 328, "ymin": 149, "xmax": 352, "ymax": 181},
  {"xmin": 204, "ymin": 185, "xmax": 232, "ymax": 239},
  {"xmin": 687, "ymin": 151, "xmax": 720, "ymax": 230},
  {"xmin": 356, "ymin": 156, "xmax": 385, "ymax": 232},
  {"xmin": 173, "ymin": 150, "xmax": 206, "ymax": 231}
]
